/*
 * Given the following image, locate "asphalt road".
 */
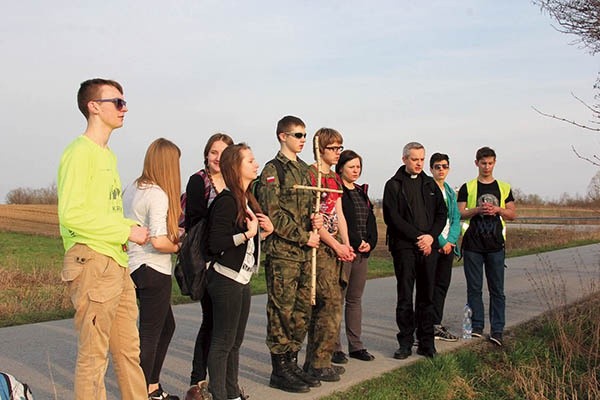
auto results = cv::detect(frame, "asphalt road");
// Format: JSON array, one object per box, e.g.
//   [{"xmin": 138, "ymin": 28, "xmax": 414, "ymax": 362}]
[{"xmin": 1, "ymin": 244, "xmax": 599, "ymax": 399}]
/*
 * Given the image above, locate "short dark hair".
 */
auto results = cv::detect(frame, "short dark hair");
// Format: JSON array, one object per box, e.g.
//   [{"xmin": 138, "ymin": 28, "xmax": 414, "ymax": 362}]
[
  {"xmin": 336, "ymin": 149, "xmax": 362, "ymax": 175},
  {"xmin": 429, "ymin": 153, "xmax": 449, "ymax": 168},
  {"xmin": 476, "ymin": 146, "xmax": 496, "ymax": 161},
  {"xmin": 77, "ymin": 78, "xmax": 123, "ymax": 119},
  {"xmin": 276, "ymin": 115, "xmax": 305, "ymax": 140}
]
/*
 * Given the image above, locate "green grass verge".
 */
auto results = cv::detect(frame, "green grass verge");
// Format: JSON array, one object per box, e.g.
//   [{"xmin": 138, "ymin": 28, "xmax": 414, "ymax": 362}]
[
  {"xmin": 322, "ymin": 294, "xmax": 599, "ymax": 400},
  {"xmin": 0, "ymin": 231, "xmax": 64, "ymax": 272}
]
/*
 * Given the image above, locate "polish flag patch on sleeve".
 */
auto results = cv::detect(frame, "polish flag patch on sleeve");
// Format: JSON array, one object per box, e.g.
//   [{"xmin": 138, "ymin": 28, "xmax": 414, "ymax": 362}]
[{"xmin": 266, "ymin": 176, "xmax": 276, "ymax": 183}]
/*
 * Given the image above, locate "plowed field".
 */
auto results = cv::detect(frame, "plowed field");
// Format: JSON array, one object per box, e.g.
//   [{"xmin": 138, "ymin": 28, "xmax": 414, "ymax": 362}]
[{"xmin": 0, "ymin": 204, "xmax": 59, "ymax": 237}]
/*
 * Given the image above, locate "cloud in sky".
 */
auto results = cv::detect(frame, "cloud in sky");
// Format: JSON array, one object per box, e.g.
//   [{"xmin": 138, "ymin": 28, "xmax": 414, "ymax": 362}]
[{"xmin": 1, "ymin": 0, "xmax": 599, "ymax": 203}]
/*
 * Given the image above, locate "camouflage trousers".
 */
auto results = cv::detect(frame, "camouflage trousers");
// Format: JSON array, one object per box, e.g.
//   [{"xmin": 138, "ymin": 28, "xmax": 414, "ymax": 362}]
[
  {"xmin": 304, "ymin": 247, "xmax": 343, "ymax": 368},
  {"xmin": 265, "ymin": 256, "xmax": 312, "ymax": 354}
]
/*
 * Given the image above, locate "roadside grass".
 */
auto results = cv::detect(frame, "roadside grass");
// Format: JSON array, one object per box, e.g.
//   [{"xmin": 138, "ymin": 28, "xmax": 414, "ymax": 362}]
[
  {"xmin": 322, "ymin": 276, "xmax": 599, "ymax": 400},
  {"xmin": 2, "ymin": 226, "xmax": 600, "ymax": 327}
]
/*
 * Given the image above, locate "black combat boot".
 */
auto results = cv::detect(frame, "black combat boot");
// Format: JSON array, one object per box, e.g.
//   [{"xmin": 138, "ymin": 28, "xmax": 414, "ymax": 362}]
[
  {"xmin": 269, "ymin": 353, "xmax": 310, "ymax": 393},
  {"xmin": 286, "ymin": 351, "xmax": 321, "ymax": 387},
  {"xmin": 306, "ymin": 365, "xmax": 341, "ymax": 382}
]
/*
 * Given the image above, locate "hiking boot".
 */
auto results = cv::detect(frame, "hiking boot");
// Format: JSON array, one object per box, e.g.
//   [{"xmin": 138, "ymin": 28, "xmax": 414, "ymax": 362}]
[
  {"xmin": 332, "ymin": 365, "xmax": 345, "ymax": 375},
  {"xmin": 149, "ymin": 385, "xmax": 180, "ymax": 400},
  {"xmin": 434, "ymin": 325, "xmax": 459, "ymax": 342},
  {"xmin": 349, "ymin": 349, "xmax": 375, "ymax": 361},
  {"xmin": 393, "ymin": 347, "xmax": 412, "ymax": 360},
  {"xmin": 471, "ymin": 328, "xmax": 483, "ymax": 338},
  {"xmin": 269, "ymin": 353, "xmax": 310, "ymax": 393},
  {"xmin": 306, "ymin": 366, "xmax": 340, "ymax": 382},
  {"xmin": 285, "ymin": 351, "xmax": 321, "ymax": 387},
  {"xmin": 184, "ymin": 380, "xmax": 212, "ymax": 400},
  {"xmin": 331, "ymin": 351, "xmax": 348, "ymax": 364},
  {"xmin": 489, "ymin": 332, "xmax": 503, "ymax": 347}
]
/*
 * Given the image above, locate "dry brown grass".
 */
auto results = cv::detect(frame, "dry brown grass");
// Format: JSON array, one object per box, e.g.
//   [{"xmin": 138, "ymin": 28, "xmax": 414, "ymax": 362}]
[
  {"xmin": 371, "ymin": 207, "xmax": 600, "ymax": 258},
  {"xmin": 509, "ymin": 294, "xmax": 600, "ymax": 400},
  {"xmin": 0, "ymin": 267, "xmax": 71, "ymax": 325},
  {"xmin": 518, "ymin": 206, "xmax": 600, "ymax": 217},
  {"xmin": 501, "ymin": 255, "xmax": 600, "ymax": 400},
  {"xmin": 506, "ymin": 227, "xmax": 600, "ymax": 254},
  {"xmin": 0, "ymin": 204, "xmax": 59, "ymax": 237}
]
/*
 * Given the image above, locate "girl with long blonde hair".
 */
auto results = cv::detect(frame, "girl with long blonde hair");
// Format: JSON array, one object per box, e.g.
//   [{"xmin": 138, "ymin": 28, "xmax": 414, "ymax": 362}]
[{"xmin": 123, "ymin": 137, "xmax": 182, "ymax": 400}]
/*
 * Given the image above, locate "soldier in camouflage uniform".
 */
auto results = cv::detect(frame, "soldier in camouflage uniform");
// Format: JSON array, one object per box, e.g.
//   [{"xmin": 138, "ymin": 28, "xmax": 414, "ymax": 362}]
[
  {"xmin": 303, "ymin": 128, "xmax": 355, "ymax": 382},
  {"xmin": 256, "ymin": 115, "xmax": 323, "ymax": 393}
]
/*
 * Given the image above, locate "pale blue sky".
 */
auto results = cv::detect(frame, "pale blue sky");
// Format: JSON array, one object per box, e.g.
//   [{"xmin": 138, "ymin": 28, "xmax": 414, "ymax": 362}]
[{"xmin": 1, "ymin": 1, "xmax": 599, "ymax": 202}]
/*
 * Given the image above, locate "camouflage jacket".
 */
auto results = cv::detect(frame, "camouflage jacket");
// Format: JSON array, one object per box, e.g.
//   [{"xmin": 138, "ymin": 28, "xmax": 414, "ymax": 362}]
[{"xmin": 257, "ymin": 151, "xmax": 315, "ymax": 261}]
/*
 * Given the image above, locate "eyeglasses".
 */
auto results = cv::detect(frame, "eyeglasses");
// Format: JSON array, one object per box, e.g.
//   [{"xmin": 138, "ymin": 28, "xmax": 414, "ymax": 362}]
[
  {"xmin": 285, "ymin": 132, "xmax": 307, "ymax": 139},
  {"xmin": 93, "ymin": 98, "xmax": 127, "ymax": 111},
  {"xmin": 433, "ymin": 164, "xmax": 449, "ymax": 170},
  {"xmin": 325, "ymin": 146, "xmax": 344, "ymax": 153}
]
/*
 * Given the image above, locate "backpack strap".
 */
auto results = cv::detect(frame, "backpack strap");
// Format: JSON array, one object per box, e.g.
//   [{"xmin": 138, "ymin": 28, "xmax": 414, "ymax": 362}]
[
  {"xmin": 270, "ymin": 158, "xmax": 285, "ymax": 187},
  {"xmin": 179, "ymin": 169, "xmax": 213, "ymax": 229},
  {"xmin": 197, "ymin": 169, "xmax": 212, "ymax": 200}
]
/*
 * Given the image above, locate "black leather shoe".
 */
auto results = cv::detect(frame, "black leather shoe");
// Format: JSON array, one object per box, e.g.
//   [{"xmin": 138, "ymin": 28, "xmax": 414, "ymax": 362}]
[
  {"xmin": 331, "ymin": 351, "xmax": 348, "ymax": 364},
  {"xmin": 393, "ymin": 347, "xmax": 412, "ymax": 360},
  {"xmin": 349, "ymin": 349, "xmax": 375, "ymax": 361},
  {"xmin": 416, "ymin": 347, "xmax": 437, "ymax": 358}
]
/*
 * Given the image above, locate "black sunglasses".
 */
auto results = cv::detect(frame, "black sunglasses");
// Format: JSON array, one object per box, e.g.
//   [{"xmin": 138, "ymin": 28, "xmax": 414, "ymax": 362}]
[
  {"xmin": 285, "ymin": 132, "xmax": 307, "ymax": 139},
  {"xmin": 93, "ymin": 98, "xmax": 127, "ymax": 111},
  {"xmin": 433, "ymin": 164, "xmax": 449, "ymax": 170}
]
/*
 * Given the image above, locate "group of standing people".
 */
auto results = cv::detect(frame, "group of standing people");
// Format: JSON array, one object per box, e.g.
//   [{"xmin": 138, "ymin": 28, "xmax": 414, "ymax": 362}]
[
  {"xmin": 57, "ymin": 78, "xmax": 515, "ymax": 400},
  {"xmin": 255, "ymin": 118, "xmax": 378, "ymax": 393},
  {"xmin": 383, "ymin": 142, "xmax": 516, "ymax": 360}
]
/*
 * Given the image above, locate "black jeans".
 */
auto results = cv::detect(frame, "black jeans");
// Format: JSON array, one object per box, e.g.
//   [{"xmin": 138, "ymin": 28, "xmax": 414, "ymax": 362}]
[
  {"xmin": 206, "ymin": 268, "xmax": 251, "ymax": 400},
  {"xmin": 392, "ymin": 248, "xmax": 437, "ymax": 350},
  {"xmin": 190, "ymin": 292, "xmax": 213, "ymax": 384},
  {"xmin": 432, "ymin": 251, "xmax": 454, "ymax": 325},
  {"xmin": 130, "ymin": 265, "xmax": 176, "ymax": 386}
]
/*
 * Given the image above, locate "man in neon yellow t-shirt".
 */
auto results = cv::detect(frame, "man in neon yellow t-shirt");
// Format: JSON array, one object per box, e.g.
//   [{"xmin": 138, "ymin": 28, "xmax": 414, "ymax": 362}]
[
  {"xmin": 57, "ymin": 78, "xmax": 150, "ymax": 400},
  {"xmin": 457, "ymin": 146, "xmax": 516, "ymax": 348}
]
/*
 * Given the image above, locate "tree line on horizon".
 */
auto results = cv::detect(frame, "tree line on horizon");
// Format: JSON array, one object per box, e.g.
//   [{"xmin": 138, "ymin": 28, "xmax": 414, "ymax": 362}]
[{"xmin": 7, "ymin": 182, "xmax": 600, "ymax": 209}]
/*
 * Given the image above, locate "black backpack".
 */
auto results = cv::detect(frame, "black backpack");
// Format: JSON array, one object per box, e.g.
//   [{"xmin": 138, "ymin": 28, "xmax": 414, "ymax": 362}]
[{"xmin": 174, "ymin": 217, "xmax": 212, "ymax": 301}]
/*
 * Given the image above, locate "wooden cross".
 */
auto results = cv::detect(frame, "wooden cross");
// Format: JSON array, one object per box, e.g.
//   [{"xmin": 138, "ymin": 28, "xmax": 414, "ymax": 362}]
[{"xmin": 293, "ymin": 133, "xmax": 342, "ymax": 305}]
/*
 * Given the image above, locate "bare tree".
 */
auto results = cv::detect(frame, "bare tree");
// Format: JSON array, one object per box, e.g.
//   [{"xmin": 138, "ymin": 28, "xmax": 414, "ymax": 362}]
[
  {"xmin": 587, "ymin": 169, "xmax": 600, "ymax": 199},
  {"xmin": 6, "ymin": 183, "xmax": 58, "ymax": 204},
  {"xmin": 533, "ymin": 1, "xmax": 600, "ymax": 161},
  {"xmin": 533, "ymin": 0, "xmax": 600, "ymax": 55}
]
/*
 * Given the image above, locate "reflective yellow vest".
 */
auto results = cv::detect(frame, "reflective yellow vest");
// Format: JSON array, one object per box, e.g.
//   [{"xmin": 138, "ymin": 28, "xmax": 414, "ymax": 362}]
[{"xmin": 461, "ymin": 178, "xmax": 511, "ymax": 239}]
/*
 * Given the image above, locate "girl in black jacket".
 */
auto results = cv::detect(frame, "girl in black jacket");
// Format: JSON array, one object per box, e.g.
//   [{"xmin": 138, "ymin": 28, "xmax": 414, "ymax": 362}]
[
  {"xmin": 204, "ymin": 143, "xmax": 273, "ymax": 400},
  {"xmin": 185, "ymin": 133, "xmax": 233, "ymax": 391}
]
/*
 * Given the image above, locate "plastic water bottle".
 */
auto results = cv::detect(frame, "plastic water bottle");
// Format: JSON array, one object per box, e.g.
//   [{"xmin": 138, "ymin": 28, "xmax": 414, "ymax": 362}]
[{"xmin": 462, "ymin": 304, "xmax": 472, "ymax": 339}]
